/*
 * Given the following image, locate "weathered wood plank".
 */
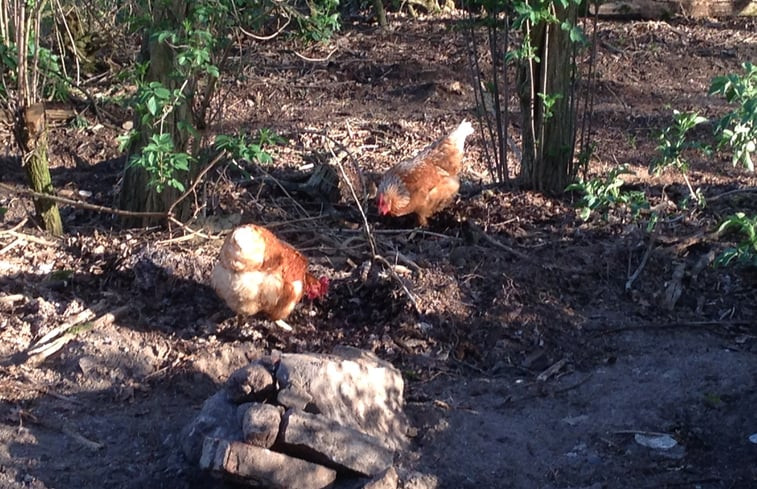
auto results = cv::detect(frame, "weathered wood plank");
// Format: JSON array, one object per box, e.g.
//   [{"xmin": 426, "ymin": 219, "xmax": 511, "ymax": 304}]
[{"xmin": 590, "ymin": 0, "xmax": 757, "ymax": 19}]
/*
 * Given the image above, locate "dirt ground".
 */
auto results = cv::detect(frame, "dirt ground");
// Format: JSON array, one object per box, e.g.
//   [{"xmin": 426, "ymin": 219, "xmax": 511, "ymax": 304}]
[{"xmin": 1, "ymin": 11, "xmax": 757, "ymax": 489}]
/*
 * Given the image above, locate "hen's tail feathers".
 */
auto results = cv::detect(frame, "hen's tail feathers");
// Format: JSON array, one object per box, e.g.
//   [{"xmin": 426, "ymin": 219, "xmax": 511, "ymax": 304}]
[{"xmin": 449, "ymin": 120, "xmax": 475, "ymax": 153}]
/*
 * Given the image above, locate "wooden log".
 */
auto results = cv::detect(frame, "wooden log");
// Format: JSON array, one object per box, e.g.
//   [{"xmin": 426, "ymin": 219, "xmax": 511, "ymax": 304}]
[
  {"xmin": 0, "ymin": 104, "xmax": 76, "ymax": 128},
  {"xmin": 589, "ymin": 0, "xmax": 757, "ymax": 18}
]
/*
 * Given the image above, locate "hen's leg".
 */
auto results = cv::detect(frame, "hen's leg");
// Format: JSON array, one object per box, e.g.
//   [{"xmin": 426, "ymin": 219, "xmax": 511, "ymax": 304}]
[{"xmin": 273, "ymin": 319, "xmax": 293, "ymax": 331}]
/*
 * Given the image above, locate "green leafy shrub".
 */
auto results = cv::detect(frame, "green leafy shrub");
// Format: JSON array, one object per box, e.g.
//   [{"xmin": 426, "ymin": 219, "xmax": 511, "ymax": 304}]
[
  {"xmin": 117, "ymin": 80, "xmax": 194, "ymax": 192},
  {"xmin": 715, "ymin": 212, "xmax": 757, "ymax": 267},
  {"xmin": 215, "ymin": 129, "xmax": 285, "ymax": 166},
  {"xmin": 651, "ymin": 109, "xmax": 709, "ymax": 207},
  {"xmin": 709, "ymin": 62, "xmax": 757, "ymax": 172},
  {"xmin": 566, "ymin": 165, "xmax": 648, "ymax": 221},
  {"xmin": 297, "ymin": 0, "xmax": 341, "ymax": 42}
]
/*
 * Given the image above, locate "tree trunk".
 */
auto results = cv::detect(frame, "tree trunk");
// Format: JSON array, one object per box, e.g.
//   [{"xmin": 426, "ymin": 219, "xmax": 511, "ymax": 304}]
[
  {"xmin": 17, "ymin": 103, "xmax": 63, "ymax": 236},
  {"xmin": 518, "ymin": 2, "xmax": 578, "ymax": 194},
  {"xmin": 119, "ymin": 0, "xmax": 196, "ymax": 227},
  {"xmin": 373, "ymin": 0, "xmax": 387, "ymax": 27}
]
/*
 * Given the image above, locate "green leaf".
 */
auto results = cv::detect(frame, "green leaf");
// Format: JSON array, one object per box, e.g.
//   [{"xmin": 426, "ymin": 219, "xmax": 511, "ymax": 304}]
[{"xmin": 146, "ymin": 96, "xmax": 158, "ymax": 116}]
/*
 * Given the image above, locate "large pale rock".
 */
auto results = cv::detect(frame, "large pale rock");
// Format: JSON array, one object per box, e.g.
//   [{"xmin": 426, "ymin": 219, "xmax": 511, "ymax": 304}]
[
  {"xmin": 364, "ymin": 466, "xmax": 399, "ymax": 489},
  {"xmin": 239, "ymin": 402, "xmax": 283, "ymax": 448},
  {"xmin": 181, "ymin": 391, "xmax": 240, "ymax": 464},
  {"xmin": 201, "ymin": 437, "xmax": 336, "ymax": 489},
  {"xmin": 275, "ymin": 346, "xmax": 408, "ymax": 451},
  {"xmin": 279, "ymin": 409, "xmax": 394, "ymax": 477}
]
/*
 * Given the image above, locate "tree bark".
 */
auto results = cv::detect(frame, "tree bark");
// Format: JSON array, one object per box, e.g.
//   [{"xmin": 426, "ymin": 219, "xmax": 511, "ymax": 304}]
[
  {"xmin": 518, "ymin": 2, "xmax": 578, "ymax": 195},
  {"xmin": 17, "ymin": 103, "xmax": 63, "ymax": 236},
  {"xmin": 373, "ymin": 0, "xmax": 387, "ymax": 27},
  {"xmin": 119, "ymin": 0, "xmax": 196, "ymax": 227}
]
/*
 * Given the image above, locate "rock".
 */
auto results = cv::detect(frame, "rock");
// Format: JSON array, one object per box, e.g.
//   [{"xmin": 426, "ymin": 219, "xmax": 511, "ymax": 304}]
[
  {"xmin": 226, "ymin": 361, "xmax": 276, "ymax": 403},
  {"xmin": 399, "ymin": 471, "xmax": 439, "ymax": 489},
  {"xmin": 239, "ymin": 402, "xmax": 283, "ymax": 448},
  {"xmin": 181, "ymin": 391, "xmax": 240, "ymax": 464},
  {"xmin": 190, "ymin": 343, "xmax": 261, "ymax": 384},
  {"xmin": 277, "ymin": 385, "xmax": 314, "ymax": 411},
  {"xmin": 200, "ymin": 437, "xmax": 336, "ymax": 489},
  {"xmin": 279, "ymin": 409, "xmax": 394, "ymax": 477},
  {"xmin": 364, "ymin": 466, "xmax": 398, "ymax": 489},
  {"xmin": 275, "ymin": 346, "xmax": 409, "ymax": 451}
]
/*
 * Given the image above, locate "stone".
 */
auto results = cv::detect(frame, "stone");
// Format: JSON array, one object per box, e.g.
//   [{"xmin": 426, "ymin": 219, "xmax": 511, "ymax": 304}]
[
  {"xmin": 277, "ymin": 385, "xmax": 314, "ymax": 411},
  {"xmin": 279, "ymin": 409, "xmax": 394, "ymax": 477},
  {"xmin": 275, "ymin": 346, "xmax": 409, "ymax": 451},
  {"xmin": 238, "ymin": 402, "xmax": 283, "ymax": 448},
  {"xmin": 226, "ymin": 361, "xmax": 276, "ymax": 403},
  {"xmin": 363, "ymin": 466, "xmax": 398, "ymax": 489},
  {"xmin": 181, "ymin": 391, "xmax": 241, "ymax": 464},
  {"xmin": 399, "ymin": 471, "xmax": 439, "ymax": 489},
  {"xmin": 200, "ymin": 437, "xmax": 336, "ymax": 489}
]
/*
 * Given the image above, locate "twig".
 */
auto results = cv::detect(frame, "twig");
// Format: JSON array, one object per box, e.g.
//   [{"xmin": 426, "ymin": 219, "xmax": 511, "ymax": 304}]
[
  {"xmin": 0, "ymin": 182, "xmax": 166, "ymax": 219},
  {"xmin": 0, "ymin": 237, "xmax": 22, "ymax": 255},
  {"xmin": 17, "ymin": 409, "xmax": 104, "ymax": 451},
  {"xmin": 291, "ymin": 48, "xmax": 338, "ymax": 63},
  {"xmin": 158, "ymin": 216, "xmax": 215, "ymax": 245},
  {"xmin": 707, "ymin": 187, "xmax": 757, "ymax": 202},
  {"xmin": 394, "ymin": 251, "xmax": 421, "ymax": 272},
  {"xmin": 265, "ymin": 215, "xmax": 329, "ymax": 228},
  {"xmin": 167, "ymin": 149, "xmax": 227, "ymax": 219},
  {"xmin": 536, "ymin": 358, "xmax": 568, "ymax": 382},
  {"xmin": 237, "ymin": 17, "xmax": 290, "ymax": 41},
  {"xmin": 0, "ymin": 294, "xmax": 26, "ymax": 305},
  {"xmin": 374, "ymin": 254, "xmax": 421, "ymax": 313},
  {"xmin": 479, "ymin": 231, "xmax": 533, "ymax": 262},
  {"xmin": 593, "ymin": 320, "xmax": 752, "ymax": 337},
  {"xmin": 7, "ymin": 231, "xmax": 58, "ymax": 247},
  {"xmin": 0, "ymin": 217, "xmax": 28, "ymax": 235},
  {"xmin": 323, "ymin": 134, "xmax": 423, "ymax": 312},
  {"xmin": 613, "ymin": 429, "xmax": 673, "ymax": 437},
  {"xmin": 340, "ymin": 227, "xmax": 459, "ymax": 240},
  {"xmin": 256, "ymin": 166, "xmax": 310, "ymax": 218},
  {"xmin": 325, "ymin": 139, "xmax": 376, "ymax": 256},
  {"xmin": 25, "ymin": 304, "xmax": 130, "ymax": 365},
  {"xmin": 625, "ymin": 235, "xmax": 656, "ymax": 292}
]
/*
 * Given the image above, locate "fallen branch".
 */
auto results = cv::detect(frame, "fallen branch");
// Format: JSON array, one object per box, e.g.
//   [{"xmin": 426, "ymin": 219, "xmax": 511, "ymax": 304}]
[
  {"xmin": 25, "ymin": 304, "xmax": 131, "ymax": 366},
  {"xmin": 0, "ymin": 294, "xmax": 26, "ymax": 305},
  {"xmin": 0, "ymin": 217, "xmax": 29, "ymax": 235},
  {"xmin": 625, "ymin": 234, "xmax": 656, "ymax": 292},
  {"xmin": 373, "ymin": 254, "xmax": 421, "ymax": 313},
  {"xmin": 166, "ymin": 149, "xmax": 228, "ymax": 219},
  {"xmin": 292, "ymin": 48, "xmax": 338, "ymax": 63},
  {"xmin": 6, "ymin": 230, "xmax": 58, "ymax": 247},
  {"xmin": 708, "ymin": 187, "xmax": 757, "ymax": 202},
  {"xmin": 479, "ymin": 231, "xmax": 534, "ymax": 263},
  {"xmin": 17, "ymin": 409, "xmax": 104, "ymax": 451},
  {"xmin": 0, "ymin": 237, "xmax": 23, "ymax": 255},
  {"xmin": 0, "ymin": 182, "xmax": 166, "ymax": 219},
  {"xmin": 322, "ymin": 134, "xmax": 421, "ymax": 313}
]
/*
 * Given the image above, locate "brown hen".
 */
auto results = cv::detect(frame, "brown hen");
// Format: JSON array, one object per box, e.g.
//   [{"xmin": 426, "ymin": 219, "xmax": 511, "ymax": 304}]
[
  {"xmin": 377, "ymin": 120, "xmax": 474, "ymax": 226},
  {"xmin": 211, "ymin": 224, "xmax": 329, "ymax": 330}
]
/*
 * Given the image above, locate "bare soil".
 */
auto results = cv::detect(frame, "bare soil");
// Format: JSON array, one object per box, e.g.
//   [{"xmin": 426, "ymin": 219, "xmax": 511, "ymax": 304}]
[{"xmin": 1, "ymin": 12, "xmax": 757, "ymax": 489}]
